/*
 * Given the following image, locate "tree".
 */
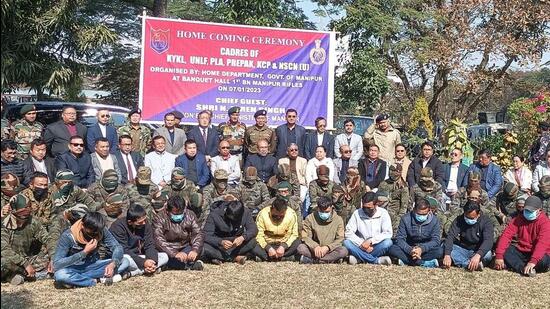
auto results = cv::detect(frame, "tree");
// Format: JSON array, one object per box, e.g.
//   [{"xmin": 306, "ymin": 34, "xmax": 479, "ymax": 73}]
[
  {"xmin": 334, "ymin": 48, "xmax": 389, "ymax": 115},
  {"xmin": 318, "ymin": 0, "xmax": 549, "ymax": 122},
  {"xmin": 1, "ymin": 0, "xmax": 117, "ymax": 98},
  {"xmin": 409, "ymin": 97, "xmax": 434, "ymax": 139}
]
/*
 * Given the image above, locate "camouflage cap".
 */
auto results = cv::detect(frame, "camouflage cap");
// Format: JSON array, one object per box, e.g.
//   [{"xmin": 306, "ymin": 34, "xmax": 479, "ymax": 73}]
[
  {"xmin": 55, "ymin": 169, "xmax": 75, "ymax": 181},
  {"xmin": 65, "ymin": 203, "xmax": 89, "ymax": 219},
  {"xmin": 468, "ymin": 171, "xmax": 481, "ymax": 181},
  {"xmin": 277, "ymin": 163, "xmax": 291, "ymax": 178},
  {"xmin": 503, "ymin": 182, "xmax": 519, "ymax": 196},
  {"xmin": 244, "ymin": 166, "xmax": 258, "ymax": 181},
  {"xmin": 1, "ymin": 173, "xmax": 20, "ymax": 190},
  {"xmin": 103, "ymin": 193, "xmax": 126, "ymax": 217},
  {"xmin": 375, "ymin": 191, "xmax": 389, "ymax": 203},
  {"xmin": 214, "ymin": 169, "xmax": 229, "ymax": 180},
  {"xmin": 277, "ymin": 181, "xmax": 291, "ymax": 191},
  {"xmin": 10, "ymin": 194, "xmax": 30, "ymax": 210},
  {"xmin": 266, "ymin": 176, "xmax": 278, "ymax": 190},
  {"xmin": 189, "ymin": 192, "xmax": 203, "ymax": 209},
  {"xmin": 516, "ymin": 194, "xmax": 528, "ymax": 204},
  {"xmin": 20, "ymin": 104, "xmax": 36, "ymax": 116},
  {"xmin": 136, "ymin": 166, "xmax": 153, "ymax": 185},
  {"xmin": 420, "ymin": 167, "xmax": 433, "ymax": 179},
  {"xmin": 469, "ymin": 190, "xmax": 481, "ymax": 199},
  {"xmin": 540, "ymin": 175, "xmax": 550, "ymax": 187},
  {"xmin": 228, "ymin": 106, "xmax": 240, "ymax": 115},
  {"xmin": 102, "ymin": 169, "xmax": 119, "ymax": 181},
  {"xmin": 172, "ymin": 167, "xmax": 185, "ymax": 178},
  {"xmin": 424, "ymin": 196, "xmax": 439, "ymax": 209},
  {"xmin": 151, "ymin": 191, "xmax": 169, "ymax": 210}
]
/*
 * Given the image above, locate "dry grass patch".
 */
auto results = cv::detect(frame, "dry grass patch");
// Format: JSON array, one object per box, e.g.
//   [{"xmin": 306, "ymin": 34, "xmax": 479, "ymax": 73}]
[{"xmin": 2, "ymin": 262, "xmax": 549, "ymax": 308}]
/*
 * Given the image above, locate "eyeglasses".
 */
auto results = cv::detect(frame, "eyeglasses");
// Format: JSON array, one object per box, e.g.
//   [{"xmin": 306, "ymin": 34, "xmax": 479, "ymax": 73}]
[
  {"xmin": 343, "ymin": 150, "xmax": 352, "ymax": 154},
  {"xmin": 100, "ymin": 114, "xmax": 111, "ymax": 118},
  {"xmin": 396, "ymin": 149, "xmax": 405, "ymax": 153},
  {"xmin": 71, "ymin": 143, "xmax": 85, "ymax": 147},
  {"xmin": 289, "ymin": 149, "xmax": 298, "ymax": 152},
  {"xmin": 221, "ymin": 146, "xmax": 230, "ymax": 149}
]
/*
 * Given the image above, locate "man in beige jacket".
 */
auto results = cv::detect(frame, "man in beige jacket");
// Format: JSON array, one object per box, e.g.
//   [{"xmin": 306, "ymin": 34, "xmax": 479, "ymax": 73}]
[
  {"xmin": 278, "ymin": 143, "xmax": 308, "ymax": 202},
  {"xmin": 364, "ymin": 114, "xmax": 401, "ymax": 165}
]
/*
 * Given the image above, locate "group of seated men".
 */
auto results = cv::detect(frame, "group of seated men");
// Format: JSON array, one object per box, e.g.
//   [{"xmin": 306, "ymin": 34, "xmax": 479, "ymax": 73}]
[{"xmin": 0, "ymin": 103, "xmax": 549, "ymax": 288}]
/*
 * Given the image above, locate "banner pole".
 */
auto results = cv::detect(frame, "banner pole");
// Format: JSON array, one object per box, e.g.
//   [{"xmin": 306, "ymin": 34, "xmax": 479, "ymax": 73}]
[{"xmin": 138, "ymin": 8, "xmax": 147, "ymax": 111}]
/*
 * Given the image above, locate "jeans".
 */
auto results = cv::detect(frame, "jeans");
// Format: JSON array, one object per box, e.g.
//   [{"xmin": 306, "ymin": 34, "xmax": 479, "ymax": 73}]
[
  {"xmin": 450, "ymin": 244, "xmax": 492, "ymax": 268},
  {"xmin": 202, "ymin": 238, "xmax": 258, "ymax": 262},
  {"xmin": 166, "ymin": 246, "xmax": 201, "ymax": 270},
  {"xmin": 302, "ymin": 193, "xmax": 311, "ymax": 219},
  {"xmin": 54, "ymin": 258, "xmax": 129, "ymax": 287},
  {"xmin": 297, "ymin": 244, "xmax": 348, "ymax": 263},
  {"xmin": 343, "ymin": 239, "xmax": 393, "ymax": 264},
  {"xmin": 124, "ymin": 253, "xmax": 169, "ymax": 276},
  {"xmin": 388, "ymin": 244, "xmax": 444, "ymax": 266},
  {"xmin": 504, "ymin": 246, "xmax": 550, "ymax": 274}
]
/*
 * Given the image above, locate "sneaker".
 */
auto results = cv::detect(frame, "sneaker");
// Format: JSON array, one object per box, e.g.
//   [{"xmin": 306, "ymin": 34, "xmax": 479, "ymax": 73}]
[
  {"xmin": 254, "ymin": 256, "xmax": 263, "ymax": 263},
  {"xmin": 377, "ymin": 256, "xmax": 392, "ymax": 266},
  {"xmin": 154, "ymin": 267, "xmax": 162, "ymax": 275},
  {"xmin": 210, "ymin": 259, "xmax": 223, "ymax": 265},
  {"xmin": 420, "ymin": 259, "xmax": 439, "ymax": 268},
  {"xmin": 121, "ymin": 272, "xmax": 132, "ymax": 280},
  {"xmin": 348, "ymin": 255, "xmax": 358, "ymax": 265},
  {"xmin": 99, "ymin": 277, "xmax": 113, "ymax": 286},
  {"xmin": 477, "ymin": 262, "xmax": 484, "ymax": 272},
  {"xmin": 234, "ymin": 256, "xmax": 247, "ymax": 265},
  {"xmin": 10, "ymin": 274, "xmax": 24, "ymax": 286},
  {"xmin": 397, "ymin": 259, "xmax": 405, "ymax": 266},
  {"xmin": 190, "ymin": 260, "xmax": 204, "ymax": 271},
  {"xmin": 111, "ymin": 274, "xmax": 122, "ymax": 283},
  {"xmin": 527, "ymin": 268, "xmax": 536, "ymax": 278},
  {"xmin": 299, "ymin": 255, "xmax": 313, "ymax": 264}
]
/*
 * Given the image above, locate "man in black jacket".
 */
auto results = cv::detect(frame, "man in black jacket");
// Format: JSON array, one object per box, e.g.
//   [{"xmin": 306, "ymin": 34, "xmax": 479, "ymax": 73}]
[
  {"xmin": 202, "ymin": 200, "xmax": 259, "ymax": 265},
  {"xmin": 358, "ymin": 144, "xmax": 387, "ymax": 191},
  {"xmin": 110, "ymin": 204, "xmax": 168, "ymax": 278},
  {"xmin": 21, "ymin": 139, "xmax": 57, "ymax": 185},
  {"xmin": 43, "ymin": 106, "xmax": 87, "ymax": 157},
  {"xmin": 407, "ymin": 141, "xmax": 444, "ymax": 187},
  {"xmin": 442, "ymin": 201, "xmax": 494, "ymax": 271},
  {"xmin": 243, "ymin": 139, "xmax": 277, "ymax": 183}
]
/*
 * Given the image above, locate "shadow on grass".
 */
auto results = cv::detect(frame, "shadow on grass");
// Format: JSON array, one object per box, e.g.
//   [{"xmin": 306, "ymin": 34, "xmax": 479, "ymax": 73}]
[{"xmin": 1, "ymin": 289, "xmax": 33, "ymax": 309}]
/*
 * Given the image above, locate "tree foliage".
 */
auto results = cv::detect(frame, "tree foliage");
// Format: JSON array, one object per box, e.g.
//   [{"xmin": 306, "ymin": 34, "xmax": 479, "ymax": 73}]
[
  {"xmin": 409, "ymin": 97, "xmax": 434, "ymax": 138},
  {"xmin": 319, "ymin": 0, "xmax": 550, "ymax": 121},
  {"xmin": 1, "ymin": 0, "xmax": 117, "ymax": 98}
]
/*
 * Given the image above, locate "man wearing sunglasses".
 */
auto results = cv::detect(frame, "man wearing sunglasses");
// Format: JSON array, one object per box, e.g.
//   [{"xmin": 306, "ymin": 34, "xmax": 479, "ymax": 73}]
[
  {"xmin": 55, "ymin": 136, "xmax": 95, "ymax": 188},
  {"xmin": 86, "ymin": 108, "xmax": 118, "ymax": 153},
  {"xmin": 210, "ymin": 140, "xmax": 241, "ymax": 186},
  {"xmin": 274, "ymin": 109, "xmax": 306, "ymax": 160},
  {"xmin": 442, "ymin": 148, "xmax": 469, "ymax": 206},
  {"xmin": 11, "ymin": 104, "xmax": 43, "ymax": 160},
  {"xmin": 333, "ymin": 145, "xmax": 358, "ymax": 185}
]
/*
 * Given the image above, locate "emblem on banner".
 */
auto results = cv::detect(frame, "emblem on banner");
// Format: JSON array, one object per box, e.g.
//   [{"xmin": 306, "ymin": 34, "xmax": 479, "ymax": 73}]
[
  {"xmin": 309, "ymin": 39, "xmax": 326, "ymax": 65},
  {"xmin": 150, "ymin": 28, "xmax": 170, "ymax": 54}
]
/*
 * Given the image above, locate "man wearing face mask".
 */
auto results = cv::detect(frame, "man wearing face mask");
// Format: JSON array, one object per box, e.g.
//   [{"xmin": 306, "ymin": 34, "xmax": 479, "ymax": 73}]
[
  {"xmin": 50, "ymin": 170, "xmax": 98, "ymax": 217},
  {"xmin": 152, "ymin": 196, "xmax": 205, "ymax": 271},
  {"xmin": 308, "ymin": 165, "xmax": 336, "ymax": 213},
  {"xmin": 160, "ymin": 168, "xmax": 200, "ymax": 215},
  {"xmin": 126, "ymin": 167, "xmax": 160, "ymax": 219},
  {"xmin": 203, "ymin": 200, "xmax": 259, "ymax": 265},
  {"xmin": 53, "ymin": 211, "xmax": 129, "ymax": 288},
  {"xmin": 1, "ymin": 173, "xmax": 24, "ymax": 210},
  {"xmin": 110, "ymin": 203, "xmax": 168, "ymax": 279},
  {"xmin": 87, "ymin": 170, "xmax": 139, "ymax": 215},
  {"xmin": 533, "ymin": 175, "xmax": 550, "ymax": 215},
  {"xmin": 378, "ymin": 164, "xmax": 410, "ymax": 235},
  {"xmin": 338, "ymin": 168, "xmax": 366, "ymax": 224},
  {"xmin": 236, "ymin": 167, "xmax": 271, "ymax": 218},
  {"xmin": 150, "ymin": 191, "xmax": 170, "ymax": 215},
  {"xmin": 412, "ymin": 167, "xmax": 444, "ymax": 212},
  {"xmin": 495, "ymin": 196, "xmax": 550, "ymax": 277},
  {"xmin": 1, "ymin": 195, "xmax": 56, "ymax": 285},
  {"xmin": 259, "ymin": 181, "xmax": 302, "ymax": 226},
  {"xmin": 18, "ymin": 172, "xmax": 53, "ymax": 227},
  {"xmin": 298, "ymin": 196, "xmax": 347, "ymax": 264},
  {"xmin": 202, "ymin": 170, "xmax": 239, "ymax": 219},
  {"xmin": 494, "ymin": 182, "xmax": 520, "ymax": 220},
  {"xmin": 343, "ymin": 192, "xmax": 393, "ymax": 265},
  {"xmin": 442, "ymin": 201, "xmax": 494, "ymax": 271},
  {"xmin": 255, "ymin": 197, "xmax": 299, "ymax": 262},
  {"xmin": 388, "ymin": 198, "xmax": 443, "ymax": 268},
  {"xmin": 98, "ymin": 193, "xmax": 130, "ymax": 229},
  {"xmin": 266, "ymin": 163, "xmax": 298, "ymax": 198}
]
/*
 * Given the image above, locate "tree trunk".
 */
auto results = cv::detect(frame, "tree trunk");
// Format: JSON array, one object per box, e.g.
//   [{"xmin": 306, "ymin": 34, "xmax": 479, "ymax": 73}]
[{"xmin": 153, "ymin": 0, "xmax": 167, "ymax": 17}]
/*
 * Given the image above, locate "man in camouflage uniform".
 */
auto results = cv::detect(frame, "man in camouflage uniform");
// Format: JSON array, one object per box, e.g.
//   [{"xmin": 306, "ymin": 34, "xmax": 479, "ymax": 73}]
[
  {"xmin": 493, "ymin": 182, "xmax": 520, "ymax": 219},
  {"xmin": 125, "ymin": 166, "xmax": 159, "ymax": 218},
  {"xmin": 117, "ymin": 108, "xmax": 152, "ymax": 157},
  {"xmin": 218, "ymin": 106, "xmax": 246, "ymax": 160},
  {"xmin": 18, "ymin": 172, "xmax": 52, "ymax": 228},
  {"xmin": 266, "ymin": 163, "xmax": 300, "ymax": 198},
  {"xmin": 338, "ymin": 168, "xmax": 366, "ymax": 223},
  {"xmin": 244, "ymin": 109, "xmax": 276, "ymax": 156},
  {"xmin": 1, "ymin": 97, "xmax": 11, "ymax": 141},
  {"xmin": 412, "ymin": 167, "xmax": 444, "ymax": 211},
  {"xmin": 10, "ymin": 104, "xmax": 43, "ymax": 160},
  {"xmin": 260, "ymin": 181, "xmax": 303, "ymax": 232},
  {"xmin": 1, "ymin": 173, "xmax": 23, "ymax": 211},
  {"xmin": 202, "ymin": 169, "xmax": 240, "ymax": 210},
  {"xmin": 378, "ymin": 165, "xmax": 410, "ymax": 234},
  {"xmin": 308, "ymin": 165, "xmax": 335, "ymax": 213},
  {"xmin": 150, "ymin": 190, "xmax": 169, "ymax": 216},
  {"xmin": 1, "ymin": 195, "xmax": 56, "ymax": 285},
  {"xmin": 534, "ymin": 175, "xmax": 550, "ymax": 215},
  {"xmin": 98, "ymin": 193, "xmax": 129, "ymax": 229},
  {"xmin": 424, "ymin": 196, "xmax": 451, "ymax": 237},
  {"xmin": 236, "ymin": 166, "xmax": 271, "ymax": 217},
  {"xmin": 87, "ymin": 169, "xmax": 140, "ymax": 212},
  {"xmin": 50, "ymin": 170, "xmax": 98, "ymax": 217},
  {"xmin": 160, "ymin": 167, "xmax": 202, "ymax": 220},
  {"xmin": 454, "ymin": 172, "xmax": 490, "ymax": 209}
]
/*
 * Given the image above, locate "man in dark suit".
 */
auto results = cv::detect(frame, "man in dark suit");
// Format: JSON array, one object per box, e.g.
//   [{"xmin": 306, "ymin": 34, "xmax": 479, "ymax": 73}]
[
  {"xmin": 358, "ymin": 144, "xmax": 387, "ymax": 190},
  {"xmin": 407, "ymin": 141, "xmax": 445, "ymax": 187},
  {"xmin": 274, "ymin": 109, "xmax": 307, "ymax": 159},
  {"xmin": 55, "ymin": 135, "xmax": 95, "ymax": 188},
  {"xmin": 243, "ymin": 139, "xmax": 277, "ymax": 183},
  {"xmin": 304, "ymin": 117, "xmax": 335, "ymax": 160},
  {"xmin": 115, "ymin": 135, "xmax": 144, "ymax": 184},
  {"xmin": 21, "ymin": 139, "xmax": 57, "ymax": 185},
  {"xmin": 86, "ymin": 107, "xmax": 118, "ymax": 153},
  {"xmin": 43, "ymin": 105, "xmax": 87, "ymax": 157},
  {"xmin": 187, "ymin": 110, "xmax": 220, "ymax": 160},
  {"xmin": 174, "ymin": 139, "xmax": 211, "ymax": 189}
]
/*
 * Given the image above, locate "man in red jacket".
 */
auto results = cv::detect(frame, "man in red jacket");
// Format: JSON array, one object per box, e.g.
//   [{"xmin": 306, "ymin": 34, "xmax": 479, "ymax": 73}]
[{"xmin": 494, "ymin": 196, "xmax": 550, "ymax": 277}]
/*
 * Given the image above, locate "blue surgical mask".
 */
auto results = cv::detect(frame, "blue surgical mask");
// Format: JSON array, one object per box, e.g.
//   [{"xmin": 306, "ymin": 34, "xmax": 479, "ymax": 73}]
[
  {"xmin": 523, "ymin": 209, "xmax": 538, "ymax": 221},
  {"xmin": 464, "ymin": 216, "xmax": 478, "ymax": 225},
  {"xmin": 170, "ymin": 213, "xmax": 184, "ymax": 223},
  {"xmin": 415, "ymin": 213, "xmax": 428, "ymax": 223},
  {"xmin": 318, "ymin": 211, "xmax": 331, "ymax": 221}
]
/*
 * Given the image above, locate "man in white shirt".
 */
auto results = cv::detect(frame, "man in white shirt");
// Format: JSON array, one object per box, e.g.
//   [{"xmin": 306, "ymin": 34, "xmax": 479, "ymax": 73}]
[
  {"xmin": 334, "ymin": 119, "xmax": 363, "ymax": 161},
  {"xmin": 210, "ymin": 140, "xmax": 241, "ymax": 186},
  {"xmin": 442, "ymin": 148, "xmax": 469, "ymax": 205},
  {"xmin": 115, "ymin": 135, "xmax": 144, "ymax": 184},
  {"xmin": 144, "ymin": 135, "xmax": 176, "ymax": 188},
  {"xmin": 343, "ymin": 191, "xmax": 393, "ymax": 265},
  {"xmin": 90, "ymin": 137, "xmax": 122, "ymax": 182}
]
